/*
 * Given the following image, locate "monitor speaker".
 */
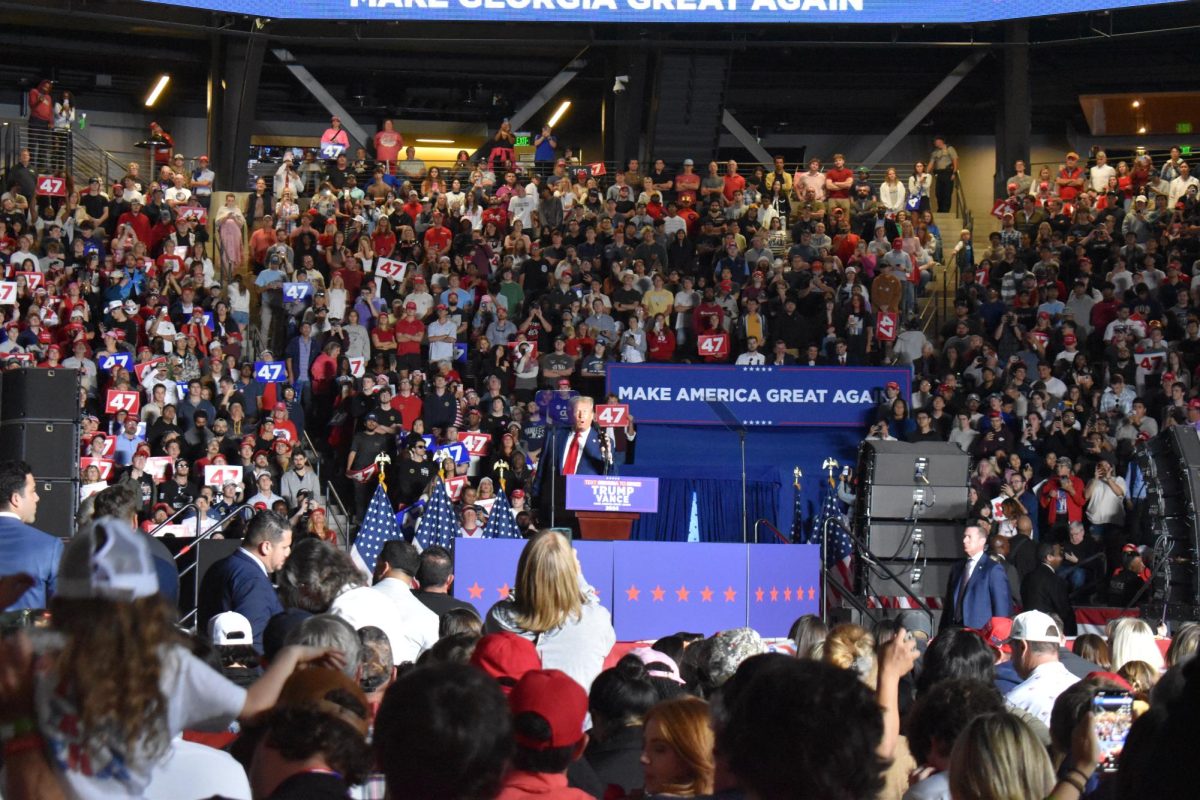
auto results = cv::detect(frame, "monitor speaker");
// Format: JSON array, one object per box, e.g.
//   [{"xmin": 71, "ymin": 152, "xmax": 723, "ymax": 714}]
[
  {"xmin": 0, "ymin": 422, "xmax": 79, "ymax": 481},
  {"xmin": 0, "ymin": 368, "xmax": 80, "ymax": 421},
  {"xmin": 31, "ymin": 479, "xmax": 78, "ymax": 538}
]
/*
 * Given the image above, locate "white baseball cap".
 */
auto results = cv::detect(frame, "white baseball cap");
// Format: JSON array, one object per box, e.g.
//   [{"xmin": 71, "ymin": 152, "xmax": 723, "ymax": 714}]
[
  {"xmin": 1007, "ymin": 610, "xmax": 1062, "ymax": 644},
  {"xmin": 208, "ymin": 611, "xmax": 253, "ymax": 646},
  {"xmin": 57, "ymin": 517, "xmax": 159, "ymax": 601}
]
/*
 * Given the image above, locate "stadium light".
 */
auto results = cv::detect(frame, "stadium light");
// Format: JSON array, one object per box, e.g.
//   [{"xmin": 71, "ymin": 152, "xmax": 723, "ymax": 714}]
[
  {"xmin": 415, "ymin": 138, "xmax": 456, "ymax": 144},
  {"xmin": 144, "ymin": 75, "xmax": 171, "ymax": 108},
  {"xmin": 547, "ymin": 100, "xmax": 571, "ymax": 128}
]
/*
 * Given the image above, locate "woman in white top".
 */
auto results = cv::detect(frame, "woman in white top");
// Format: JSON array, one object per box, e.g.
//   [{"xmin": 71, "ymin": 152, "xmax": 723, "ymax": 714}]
[
  {"xmin": 274, "ymin": 190, "xmax": 301, "ymax": 236},
  {"xmin": 226, "ymin": 274, "xmax": 252, "ymax": 328},
  {"xmin": 2, "ymin": 517, "xmax": 340, "ymax": 800},
  {"xmin": 879, "ymin": 168, "xmax": 907, "ymax": 213},
  {"xmin": 908, "ymin": 162, "xmax": 932, "ymax": 212},
  {"xmin": 484, "ymin": 530, "xmax": 616, "ymax": 691},
  {"xmin": 327, "ymin": 272, "xmax": 349, "ymax": 320}
]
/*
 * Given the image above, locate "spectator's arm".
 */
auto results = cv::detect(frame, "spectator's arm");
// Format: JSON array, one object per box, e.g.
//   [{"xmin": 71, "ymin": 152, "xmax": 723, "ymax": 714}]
[{"xmin": 876, "ymin": 630, "xmax": 919, "ymax": 760}]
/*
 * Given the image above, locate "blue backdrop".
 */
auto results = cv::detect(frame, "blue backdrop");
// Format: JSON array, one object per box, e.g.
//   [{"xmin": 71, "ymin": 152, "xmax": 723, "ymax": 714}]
[{"xmin": 629, "ymin": 424, "xmax": 864, "ymax": 543}]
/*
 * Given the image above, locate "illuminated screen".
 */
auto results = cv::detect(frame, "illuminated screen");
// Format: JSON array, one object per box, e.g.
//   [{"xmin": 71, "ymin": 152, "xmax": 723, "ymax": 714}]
[{"xmin": 141, "ymin": 0, "xmax": 1181, "ymax": 24}]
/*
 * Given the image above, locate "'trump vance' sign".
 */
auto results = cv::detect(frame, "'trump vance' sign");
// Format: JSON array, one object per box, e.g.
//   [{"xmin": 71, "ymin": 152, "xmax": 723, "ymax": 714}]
[
  {"xmin": 143, "ymin": 0, "xmax": 1177, "ymax": 23},
  {"xmin": 607, "ymin": 364, "xmax": 910, "ymax": 427}
]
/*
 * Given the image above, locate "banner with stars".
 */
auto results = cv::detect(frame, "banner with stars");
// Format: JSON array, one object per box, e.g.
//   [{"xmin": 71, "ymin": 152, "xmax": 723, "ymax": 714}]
[
  {"xmin": 453, "ymin": 539, "xmax": 821, "ymax": 640},
  {"xmin": 607, "ymin": 364, "xmax": 911, "ymax": 427},
  {"xmin": 612, "ymin": 542, "xmax": 748, "ymax": 641},
  {"xmin": 454, "ymin": 539, "xmax": 615, "ymax": 620}
]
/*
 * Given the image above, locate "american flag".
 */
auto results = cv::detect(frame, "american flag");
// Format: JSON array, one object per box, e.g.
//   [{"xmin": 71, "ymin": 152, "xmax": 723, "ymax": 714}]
[
  {"xmin": 351, "ymin": 483, "xmax": 404, "ymax": 579},
  {"xmin": 808, "ymin": 484, "xmax": 855, "ymax": 601},
  {"xmin": 481, "ymin": 490, "xmax": 524, "ymax": 539},
  {"xmin": 415, "ymin": 479, "xmax": 458, "ymax": 551},
  {"xmin": 790, "ymin": 480, "xmax": 806, "ymax": 543}
]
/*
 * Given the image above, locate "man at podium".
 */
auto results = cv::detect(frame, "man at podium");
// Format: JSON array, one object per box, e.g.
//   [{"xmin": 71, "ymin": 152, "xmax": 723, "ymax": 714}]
[{"xmin": 540, "ymin": 396, "xmax": 608, "ymax": 535}]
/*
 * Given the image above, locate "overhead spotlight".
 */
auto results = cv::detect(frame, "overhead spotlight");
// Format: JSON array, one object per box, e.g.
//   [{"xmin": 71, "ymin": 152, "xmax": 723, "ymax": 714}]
[
  {"xmin": 1138, "ymin": 126, "xmax": 1147, "ymax": 134},
  {"xmin": 1132, "ymin": 99, "xmax": 1141, "ymax": 108},
  {"xmin": 613, "ymin": 75, "xmax": 629, "ymax": 94},
  {"xmin": 144, "ymin": 74, "xmax": 171, "ymax": 108}
]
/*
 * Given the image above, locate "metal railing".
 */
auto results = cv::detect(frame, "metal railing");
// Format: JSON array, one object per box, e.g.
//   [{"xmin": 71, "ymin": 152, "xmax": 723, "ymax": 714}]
[
  {"xmin": 175, "ymin": 503, "xmax": 254, "ymax": 628},
  {"xmin": 753, "ymin": 518, "xmax": 792, "ymax": 545},
  {"xmin": 301, "ymin": 427, "xmax": 352, "ymax": 548},
  {"xmin": 0, "ymin": 118, "xmax": 139, "ymax": 193},
  {"xmin": 149, "ymin": 503, "xmax": 200, "ymax": 538}
]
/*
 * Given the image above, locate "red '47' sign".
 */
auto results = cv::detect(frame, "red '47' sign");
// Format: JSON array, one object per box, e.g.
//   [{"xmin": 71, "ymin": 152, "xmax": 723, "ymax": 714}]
[
  {"xmin": 876, "ymin": 311, "xmax": 898, "ymax": 343},
  {"xmin": 105, "ymin": 390, "xmax": 141, "ymax": 415},
  {"xmin": 595, "ymin": 404, "xmax": 629, "ymax": 428},
  {"xmin": 36, "ymin": 175, "xmax": 66, "ymax": 197},
  {"xmin": 697, "ymin": 333, "xmax": 729, "ymax": 359},
  {"xmin": 458, "ymin": 431, "xmax": 491, "ymax": 458}
]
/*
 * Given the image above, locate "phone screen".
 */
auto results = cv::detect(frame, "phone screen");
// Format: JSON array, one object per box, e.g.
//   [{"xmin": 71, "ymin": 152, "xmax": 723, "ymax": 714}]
[{"xmin": 1092, "ymin": 691, "xmax": 1134, "ymax": 773}]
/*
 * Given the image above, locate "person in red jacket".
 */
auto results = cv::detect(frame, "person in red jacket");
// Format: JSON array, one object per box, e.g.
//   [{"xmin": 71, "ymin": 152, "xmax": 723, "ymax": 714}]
[
  {"xmin": 117, "ymin": 198, "xmax": 153, "ymax": 245},
  {"xmin": 1038, "ymin": 457, "xmax": 1086, "ymax": 538}
]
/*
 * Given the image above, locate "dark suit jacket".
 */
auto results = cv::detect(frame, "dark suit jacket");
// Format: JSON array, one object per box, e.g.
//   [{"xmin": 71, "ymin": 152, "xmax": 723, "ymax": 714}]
[
  {"xmin": 1022, "ymin": 564, "xmax": 1077, "ymax": 635},
  {"xmin": 0, "ymin": 516, "xmax": 63, "ymax": 611},
  {"xmin": 416, "ymin": 590, "xmax": 478, "ymax": 618},
  {"xmin": 584, "ymin": 724, "xmax": 645, "ymax": 795},
  {"xmin": 941, "ymin": 555, "xmax": 1012, "ymax": 631},
  {"xmin": 198, "ymin": 548, "xmax": 283, "ymax": 651}
]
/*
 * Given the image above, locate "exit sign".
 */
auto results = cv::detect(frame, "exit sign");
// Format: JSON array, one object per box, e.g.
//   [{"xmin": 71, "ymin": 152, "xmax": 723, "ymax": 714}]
[
  {"xmin": 1183, "ymin": 146, "xmax": 1193, "ymax": 156},
  {"xmin": 1177, "ymin": 122, "xmax": 1193, "ymax": 134},
  {"xmin": 513, "ymin": 133, "xmax": 532, "ymax": 147}
]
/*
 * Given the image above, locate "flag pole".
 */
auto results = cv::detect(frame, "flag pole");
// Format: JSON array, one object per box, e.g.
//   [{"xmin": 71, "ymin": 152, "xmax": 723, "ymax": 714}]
[{"xmin": 821, "ymin": 457, "xmax": 839, "ymax": 625}]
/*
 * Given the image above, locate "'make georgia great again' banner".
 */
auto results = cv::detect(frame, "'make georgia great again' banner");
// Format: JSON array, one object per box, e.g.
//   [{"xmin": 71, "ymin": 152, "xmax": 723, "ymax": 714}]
[
  {"xmin": 606, "ymin": 364, "xmax": 911, "ymax": 428},
  {"xmin": 143, "ymin": 0, "xmax": 1179, "ymax": 23}
]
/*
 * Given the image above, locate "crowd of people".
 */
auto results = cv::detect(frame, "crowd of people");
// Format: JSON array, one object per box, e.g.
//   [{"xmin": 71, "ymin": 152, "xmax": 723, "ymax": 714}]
[{"xmin": 2, "ymin": 491, "xmax": 1199, "ymax": 800}]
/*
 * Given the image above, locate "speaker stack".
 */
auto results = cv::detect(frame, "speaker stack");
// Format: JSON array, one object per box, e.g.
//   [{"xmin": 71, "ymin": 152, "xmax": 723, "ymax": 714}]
[
  {"xmin": 853, "ymin": 441, "xmax": 970, "ymax": 611},
  {"xmin": 0, "ymin": 368, "xmax": 81, "ymax": 538},
  {"xmin": 1138, "ymin": 425, "xmax": 1200, "ymax": 624}
]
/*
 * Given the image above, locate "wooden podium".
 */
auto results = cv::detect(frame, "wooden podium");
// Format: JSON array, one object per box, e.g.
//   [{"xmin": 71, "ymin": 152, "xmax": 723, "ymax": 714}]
[{"xmin": 576, "ymin": 511, "xmax": 639, "ymax": 541}]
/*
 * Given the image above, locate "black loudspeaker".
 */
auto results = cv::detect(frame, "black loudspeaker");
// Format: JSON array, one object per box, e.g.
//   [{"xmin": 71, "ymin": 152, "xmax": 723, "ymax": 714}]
[
  {"xmin": 31, "ymin": 479, "xmax": 78, "ymax": 538},
  {"xmin": 865, "ymin": 520, "xmax": 963, "ymax": 561},
  {"xmin": 859, "ymin": 441, "xmax": 970, "ymax": 485},
  {"xmin": 864, "ymin": 559, "xmax": 956, "ymax": 600},
  {"xmin": 165, "ymin": 538, "xmax": 241, "ymax": 620},
  {"xmin": 1142, "ymin": 427, "xmax": 1200, "ymax": 607},
  {"xmin": 0, "ymin": 422, "xmax": 79, "ymax": 480},
  {"xmin": 859, "ymin": 485, "xmax": 970, "ymax": 520},
  {"xmin": 856, "ymin": 441, "xmax": 970, "ymax": 521},
  {"xmin": 0, "ymin": 368, "xmax": 80, "ymax": 421}
]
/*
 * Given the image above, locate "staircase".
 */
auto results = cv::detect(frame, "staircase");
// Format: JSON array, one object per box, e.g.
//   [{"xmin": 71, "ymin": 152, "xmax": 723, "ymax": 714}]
[{"xmin": 648, "ymin": 53, "xmax": 731, "ymax": 165}]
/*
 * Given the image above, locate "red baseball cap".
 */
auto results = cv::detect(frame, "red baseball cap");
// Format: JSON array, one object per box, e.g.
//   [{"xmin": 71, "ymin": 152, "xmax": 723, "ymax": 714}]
[
  {"xmin": 274, "ymin": 402, "xmax": 288, "ymax": 412},
  {"xmin": 980, "ymin": 616, "xmax": 1013, "ymax": 654},
  {"xmin": 405, "ymin": 301, "xmax": 418, "ymax": 310},
  {"xmin": 557, "ymin": 378, "xmax": 571, "ymax": 388},
  {"xmin": 1189, "ymin": 399, "xmax": 1200, "ymax": 410},
  {"xmin": 886, "ymin": 381, "xmax": 899, "ymax": 391},
  {"xmin": 470, "ymin": 632, "xmax": 541, "ymax": 693},
  {"xmin": 508, "ymin": 669, "xmax": 588, "ymax": 750},
  {"xmin": 1062, "ymin": 334, "xmax": 1076, "ymax": 345},
  {"xmin": 511, "ymin": 489, "xmax": 525, "ymax": 499}
]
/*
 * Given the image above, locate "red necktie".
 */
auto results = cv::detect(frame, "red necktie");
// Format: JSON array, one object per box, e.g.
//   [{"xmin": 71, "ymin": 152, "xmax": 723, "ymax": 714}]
[{"xmin": 563, "ymin": 433, "xmax": 582, "ymax": 475}]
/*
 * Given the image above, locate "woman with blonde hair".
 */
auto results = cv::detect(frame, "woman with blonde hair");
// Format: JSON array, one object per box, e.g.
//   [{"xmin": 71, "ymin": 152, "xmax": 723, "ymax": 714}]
[
  {"xmin": 484, "ymin": 530, "xmax": 616, "ymax": 690},
  {"xmin": 949, "ymin": 712, "xmax": 1055, "ymax": 800},
  {"xmin": 640, "ymin": 696, "xmax": 714, "ymax": 798},
  {"xmin": 1108, "ymin": 617, "xmax": 1164, "ymax": 672}
]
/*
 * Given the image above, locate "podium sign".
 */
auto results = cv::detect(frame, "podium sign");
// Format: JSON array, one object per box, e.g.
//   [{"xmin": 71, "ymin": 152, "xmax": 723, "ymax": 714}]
[{"xmin": 566, "ymin": 476, "xmax": 659, "ymax": 513}]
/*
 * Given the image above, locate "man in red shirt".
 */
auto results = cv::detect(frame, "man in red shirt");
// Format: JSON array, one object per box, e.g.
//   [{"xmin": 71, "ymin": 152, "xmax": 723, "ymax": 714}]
[
  {"xmin": 1056, "ymin": 152, "xmax": 1086, "ymax": 203},
  {"xmin": 117, "ymin": 198, "xmax": 153, "ymax": 244},
  {"xmin": 309, "ymin": 338, "xmax": 341, "ymax": 434},
  {"xmin": 677, "ymin": 196, "xmax": 700, "ymax": 236},
  {"xmin": 374, "ymin": 119, "xmax": 404, "ymax": 170},
  {"xmin": 248, "ymin": 215, "xmax": 277, "ymax": 269},
  {"xmin": 1038, "ymin": 457, "xmax": 1086, "ymax": 536},
  {"xmin": 390, "ymin": 376, "xmax": 423, "ymax": 429},
  {"xmin": 722, "ymin": 160, "xmax": 746, "ymax": 203},
  {"xmin": 674, "ymin": 158, "xmax": 701, "ymax": 205},
  {"xmin": 394, "ymin": 301, "xmax": 426, "ymax": 372},
  {"xmin": 423, "ymin": 211, "xmax": 453, "ymax": 254},
  {"xmin": 824, "ymin": 154, "xmax": 854, "ymax": 220}
]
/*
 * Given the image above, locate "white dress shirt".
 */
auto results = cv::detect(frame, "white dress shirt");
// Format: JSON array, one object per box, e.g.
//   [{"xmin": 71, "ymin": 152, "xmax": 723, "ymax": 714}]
[
  {"xmin": 370, "ymin": 577, "xmax": 440, "ymax": 663},
  {"xmin": 1006, "ymin": 660, "xmax": 1079, "ymax": 726},
  {"xmin": 329, "ymin": 585, "xmax": 419, "ymax": 666}
]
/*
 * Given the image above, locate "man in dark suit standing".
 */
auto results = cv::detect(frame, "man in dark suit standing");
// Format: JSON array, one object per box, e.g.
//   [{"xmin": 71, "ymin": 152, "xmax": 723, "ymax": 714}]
[
  {"xmin": 198, "ymin": 511, "xmax": 292, "ymax": 652},
  {"xmin": 540, "ymin": 395, "xmax": 609, "ymax": 534},
  {"xmin": 1021, "ymin": 542, "xmax": 1077, "ymax": 635},
  {"xmin": 0, "ymin": 460, "xmax": 62, "ymax": 611},
  {"xmin": 941, "ymin": 523, "xmax": 1012, "ymax": 631}
]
